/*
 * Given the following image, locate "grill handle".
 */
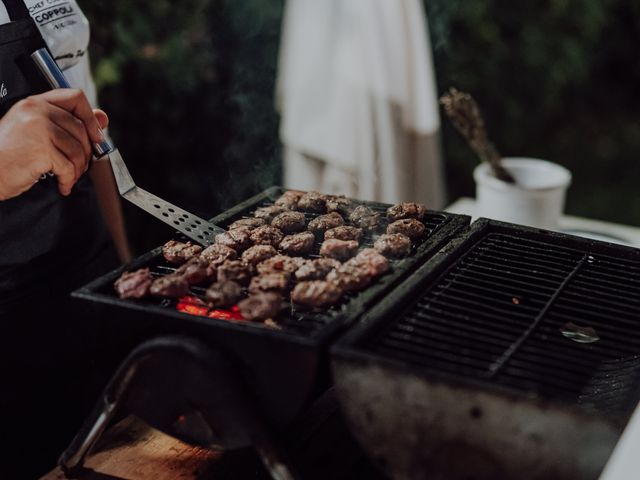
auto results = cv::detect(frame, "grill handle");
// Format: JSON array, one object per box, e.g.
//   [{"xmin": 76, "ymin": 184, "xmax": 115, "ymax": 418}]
[{"xmin": 31, "ymin": 48, "xmax": 114, "ymax": 159}]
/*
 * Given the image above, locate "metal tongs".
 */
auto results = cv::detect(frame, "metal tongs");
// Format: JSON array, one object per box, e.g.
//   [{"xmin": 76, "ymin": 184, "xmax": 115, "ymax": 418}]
[{"xmin": 31, "ymin": 48, "xmax": 224, "ymax": 246}]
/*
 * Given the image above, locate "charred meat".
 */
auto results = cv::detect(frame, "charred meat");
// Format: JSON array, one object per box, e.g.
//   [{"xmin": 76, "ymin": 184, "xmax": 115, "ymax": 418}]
[
  {"xmin": 374, "ymin": 233, "xmax": 412, "ymax": 258},
  {"xmin": 308, "ymin": 212, "xmax": 344, "ymax": 236},
  {"xmin": 257, "ymin": 255, "xmax": 306, "ymax": 275},
  {"xmin": 249, "ymin": 273, "xmax": 290, "ymax": 295},
  {"xmin": 271, "ymin": 211, "xmax": 306, "ymax": 234},
  {"xmin": 250, "ymin": 225, "xmax": 284, "ymax": 247},
  {"xmin": 387, "ymin": 218, "xmax": 426, "ymax": 240},
  {"xmin": 150, "ymin": 275, "xmax": 190, "ymax": 298},
  {"xmin": 228, "ymin": 217, "xmax": 266, "ymax": 231},
  {"xmin": 175, "ymin": 257, "xmax": 216, "ymax": 285},
  {"xmin": 162, "ymin": 240, "xmax": 203, "ymax": 265},
  {"xmin": 215, "ymin": 228, "xmax": 252, "ymax": 252},
  {"xmin": 387, "ymin": 202, "xmax": 427, "ymax": 222},
  {"xmin": 205, "ymin": 281, "xmax": 244, "ymax": 308},
  {"xmin": 291, "ymin": 281, "xmax": 343, "ymax": 308},
  {"xmin": 279, "ymin": 231, "xmax": 316, "ymax": 256},
  {"xmin": 353, "ymin": 248, "xmax": 390, "ymax": 277},
  {"xmin": 297, "ymin": 191, "xmax": 327, "ymax": 213},
  {"xmin": 320, "ymin": 238, "xmax": 359, "ymax": 262},
  {"xmin": 242, "ymin": 245, "xmax": 278, "ymax": 268},
  {"xmin": 254, "ymin": 205, "xmax": 288, "ymax": 223},
  {"xmin": 295, "ymin": 258, "xmax": 341, "ymax": 282},
  {"xmin": 326, "ymin": 195, "xmax": 355, "ymax": 216},
  {"xmin": 274, "ymin": 190, "xmax": 304, "ymax": 210},
  {"xmin": 324, "ymin": 225, "xmax": 363, "ymax": 242},
  {"xmin": 349, "ymin": 205, "xmax": 382, "ymax": 231},
  {"xmin": 327, "ymin": 262, "xmax": 372, "ymax": 293},
  {"xmin": 201, "ymin": 243, "xmax": 238, "ymax": 266},
  {"xmin": 238, "ymin": 292, "xmax": 283, "ymax": 321},
  {"xmin": 217, "ymin": 260, "xmax": 252, "ymax": 286},
  {"xmin": 114, "ymin": 268, "xmax": 153, "ymax": 299}
]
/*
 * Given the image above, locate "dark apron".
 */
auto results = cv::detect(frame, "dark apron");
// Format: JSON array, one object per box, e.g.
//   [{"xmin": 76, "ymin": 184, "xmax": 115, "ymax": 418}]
[{"xmin": 0, "ymin": 2, "xmax": 119, "ymax": 475}]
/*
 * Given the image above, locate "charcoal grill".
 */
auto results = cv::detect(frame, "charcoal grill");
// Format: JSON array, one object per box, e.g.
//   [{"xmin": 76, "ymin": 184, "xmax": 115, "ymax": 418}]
[
  {"xmin": 63, "ymin": 187, "xmax": 468, "ymax": 476},
  {"xmin": 332, "ymin": 218, "xmax": 640, "ymax": 480}
]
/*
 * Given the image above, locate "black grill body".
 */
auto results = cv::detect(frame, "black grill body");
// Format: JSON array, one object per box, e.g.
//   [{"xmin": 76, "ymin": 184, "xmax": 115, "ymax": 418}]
[
  {"xmin": 72, "ymin": 187, "xmax": 469, "ymax": 432},
  {"xmin": 332, "ymin": 218, "xmax": 640, "ymax": 480}
]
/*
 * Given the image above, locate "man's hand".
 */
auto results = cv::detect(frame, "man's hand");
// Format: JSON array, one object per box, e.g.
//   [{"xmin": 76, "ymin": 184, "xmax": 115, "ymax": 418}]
[{"xmin": 0, "ymin": 89, "xmax": 109, "ymax": 201}]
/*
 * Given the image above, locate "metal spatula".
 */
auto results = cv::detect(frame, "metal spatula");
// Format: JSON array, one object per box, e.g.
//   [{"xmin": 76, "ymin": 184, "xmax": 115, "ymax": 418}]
[{"xmin": 31, "ymin": 48, "xmax": 224, "ymax": 246}]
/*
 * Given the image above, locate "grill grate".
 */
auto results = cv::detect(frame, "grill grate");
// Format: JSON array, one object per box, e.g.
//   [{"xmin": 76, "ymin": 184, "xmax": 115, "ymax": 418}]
[{"xmin": 365, "ymin": 231, "xmax": 640, "ymax": 414}]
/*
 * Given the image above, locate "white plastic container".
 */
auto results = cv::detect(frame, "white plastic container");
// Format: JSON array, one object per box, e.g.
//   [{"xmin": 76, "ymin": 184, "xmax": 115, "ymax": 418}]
[{"xmin": 473, "ymin": 157, "xmax": 572, "ymax": 231}]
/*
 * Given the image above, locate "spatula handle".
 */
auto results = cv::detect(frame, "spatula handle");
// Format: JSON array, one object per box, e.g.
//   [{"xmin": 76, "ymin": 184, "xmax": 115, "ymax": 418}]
[{"xmin": 31, "ymin": 48, "xmax": 114, "ymax": 158}]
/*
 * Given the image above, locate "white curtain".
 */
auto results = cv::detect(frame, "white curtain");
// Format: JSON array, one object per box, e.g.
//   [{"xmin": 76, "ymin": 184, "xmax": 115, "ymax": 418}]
[{"xmin": 276, "ymin": 0, "xmax": 445, "ymax": 208}]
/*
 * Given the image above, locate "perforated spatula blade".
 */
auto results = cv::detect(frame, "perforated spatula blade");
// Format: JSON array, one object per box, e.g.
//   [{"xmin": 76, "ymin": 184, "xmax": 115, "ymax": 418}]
[{"xmin": 31, "ymin": 48, "xmax": 224, "ymax": 246}]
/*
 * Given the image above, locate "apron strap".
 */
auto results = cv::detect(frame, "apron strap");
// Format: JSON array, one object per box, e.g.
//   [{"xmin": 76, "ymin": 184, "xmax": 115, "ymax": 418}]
[{"xmin": 3, "ymin": 0, "xmax": 30, "ymax": 22}]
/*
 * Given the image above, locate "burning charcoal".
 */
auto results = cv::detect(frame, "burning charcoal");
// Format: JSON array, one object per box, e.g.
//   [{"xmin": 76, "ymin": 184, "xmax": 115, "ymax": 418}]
[
  {"xmin": 374, "ymin": 233, "xmax": 412, "ymax": 259},
  {"xmin": 150, "ymin": 274, "xmax": 190, "ymax": 298},
  {"xmin": 326, "ymin": 195, "xmax": 355, "ymax": 217},
  {"xmin": 114, "ymin": 268, "xmax": 153, "ymax": 299},
  {"xmin": 249, "ymin": 273, "xmax": 290, "ymax": 295},
  {"xmin": 324, "ymin": 225, "xmax": 363, "ymax": 242},
  {"xmin": 257, "ymin": 255, "xmax": 306, "ymax": 275},
  {"xmin": 320, "ymin": 239, "xmax": 359, "ymax": 262},
  {"xmin": 271, "ymin": 211, "xmax": 307, "ymax": 234},
  {"xmin": 254, "ymin": 205, "xmax": 288, "ymax": 223},
  {"xmin": 295, "ymin": 258, "xmax": 341, "ymax": 282},
  {"xmin": 217, "ymin": 260, "xmax": 252, "ymax": 286},
  {"xmin": 279, "ymin": 231, "xmax": 316, "ymax": 256},
  {"xmin": 349, "ymin": 205, "xmax": 382, "ymax": 231},
  {"xmin": 205, "ymin": 281, "xmax": 244, "ymax": 308},
  {"xmin": 327, "ymin": 263, "xmax": 372, "ymax": 293},
  {"xmin": 387, "ymin": 202, "xmax": 427, "ymax": 222},
  {"xmin": 201, "ymin": 243, "xmax": 238, "ymax": 265},
  {"xmin": 228, "ymin": 217, "xmax": 266, "ymax": 231},
  {"xmin": 297, "ymin": 191, "xmax": 327, "ymax": 213},
  {"xmin": 308, "ymin": 212, "xmax": 345, "ymax": 237},
  {"xmin": 215, "ymin": 228, "xmax": 252, "ymax": 252},
  {"xmin": 353, "ymin": 248, "xmax": 390, "ymax": 277},
  {"xmin": 387, "ymin": 218, "xmax": 426, "ymax": 240},
  {"xmin": 175, "ymin": 257, "xmax": 216, "ymax": 285},
  {"xmin": 162, "ymin": 240, "xmax": 203, "ymax": 265},
  {"xmin": 250, "ymin": 225, "xmax": 284, "ymax": 247},
  {"xmin": 242, "ymin": 245, "xmax": 278, "ymax": 268},
  {"xmin": 274, "ymin": 190, "xmax": 305, "ymax": 210},
  {"xmin": 291, "ymin": 281, "xmax": 343, "ymax": 308},
  {"xmin": 238, "ymin": 292, "xmax": 283, "ymax": 321}
]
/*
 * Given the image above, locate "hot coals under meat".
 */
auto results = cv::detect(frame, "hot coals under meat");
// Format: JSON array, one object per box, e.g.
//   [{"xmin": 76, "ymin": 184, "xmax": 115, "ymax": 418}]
[{"xmin": 113, "ymin": 192, "xmax": 428, "ymax": 326}]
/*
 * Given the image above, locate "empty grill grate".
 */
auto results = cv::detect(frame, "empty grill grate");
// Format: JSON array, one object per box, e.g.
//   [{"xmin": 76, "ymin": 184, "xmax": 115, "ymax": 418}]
[{"xmin": 365, "ymin": 231, "xmax": 640, "ymax": 414}]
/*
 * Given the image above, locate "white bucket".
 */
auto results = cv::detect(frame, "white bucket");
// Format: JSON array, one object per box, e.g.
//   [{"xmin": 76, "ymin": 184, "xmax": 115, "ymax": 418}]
[{"xmin": 474, "ymin": 157, "xmax": 572, "ymax": 230}]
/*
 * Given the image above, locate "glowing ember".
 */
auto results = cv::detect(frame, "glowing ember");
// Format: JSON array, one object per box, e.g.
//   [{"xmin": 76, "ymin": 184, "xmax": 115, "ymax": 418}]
[
  {"xmin": 209, "ymin": 306, "xmax": 244, "ymax": 321},
  {"xmin": 176, "ymin": 296, "xmax": 245, "ymax": 320}
]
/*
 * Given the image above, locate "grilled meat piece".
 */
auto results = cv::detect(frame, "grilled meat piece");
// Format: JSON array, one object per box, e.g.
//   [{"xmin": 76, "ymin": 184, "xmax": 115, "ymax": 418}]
[
  {"xmin": 387, "ymin": 218, "xmax": 426, "ymax": 240},
  {"xmin": 201, "ymin": 243, "xmax": 238, "ymax": 265},
  {"xmin": 238, "ymin": 292, "xmax": 283, "ymax": 321},
  {"xmin": 250, "ymin": 225, "xmax": 284, "ymax": 247},
  {"xmin": 326, "ymin": 195, "xmax": 355, "ymax": 216},
  {"xmin": 279, "ymin": 231, "xmax": 316, "ymax": 256},
  {"xmin": 249, "ymin": 273, "xmax": 290, "ymax": 295},
  {"xmin": 374, "ymin": 233, "xmax": 412, "ymax": 258},
  {"xmin": 308, "ymin": 212, "xmax": 344, "ymax": 236},
  {"xmin": 215, "ymin": 228, "xmax": 252, "ymax": 252},
  {"xmin": 327, "ymin": 262, "xmax": 372, "ymax": 293},
  {"xmin": 242, "ymin": 245, "xmax": 278, "ymax": 268},
  {"xmin": 205, "ymin": 281, "xmax": 244, "ymax": 308},
  {"xmin": 291, "ymin": 281, "xmax": 343, "ymax": 308},
  {"xmin": 295, "ymin": 258, "xmax": 341, "ymax": 282},
  {"xmin": 114, "ymin": 268, "xmax": 153, "ymax": 299},
  {"xmin": 271, "ymin": 211, "xmax": 306, "ymax": 234},
  {"xmin": 254, "ymin": 205, "xmax": 288, "ymax": 223},
  {"xmin": 320, "ymin": 238, "xmax": 359, "ymax": 262},
  {"xmin": 162, "ymin": 240, "xmax": 203, "ymax": 265},
  {"xmin": 324, "ymin": 225, "xmax": 363, "ymax": 242},
  {"xmin": 175, "ymin": 257, "xmax": 217, "ymax": 285},
  {"xmin": 150, "ymin": 274, "xmax": 190, "ymax": 298},
  {"xmin": 257, "ymin": 255, "xmax": 306, "ymax": 275},
  {"xmin": 387, "ymin": 202, "xmax": 427, "ymax": 222},
  {"xmin": 217, "ymin": 260, "xmax": 252, "ymax": 286},
  {"xmin": 297, "ymin": 191, "xmax": 327, "ymax": 213},
  {"xmin": 349, "ymin": 205, "xmax": 382, "ymax": 231},
  {"xmin": 228, "ymin": 217, "xmax": 266, "ymax": 231},
  {"xmin": 353, "ymin": 248, "xmax": 390, "ymax": 277},
  {"xmin": 274, "ymin": 190, "xmax": 304, "ymax": 210}
]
